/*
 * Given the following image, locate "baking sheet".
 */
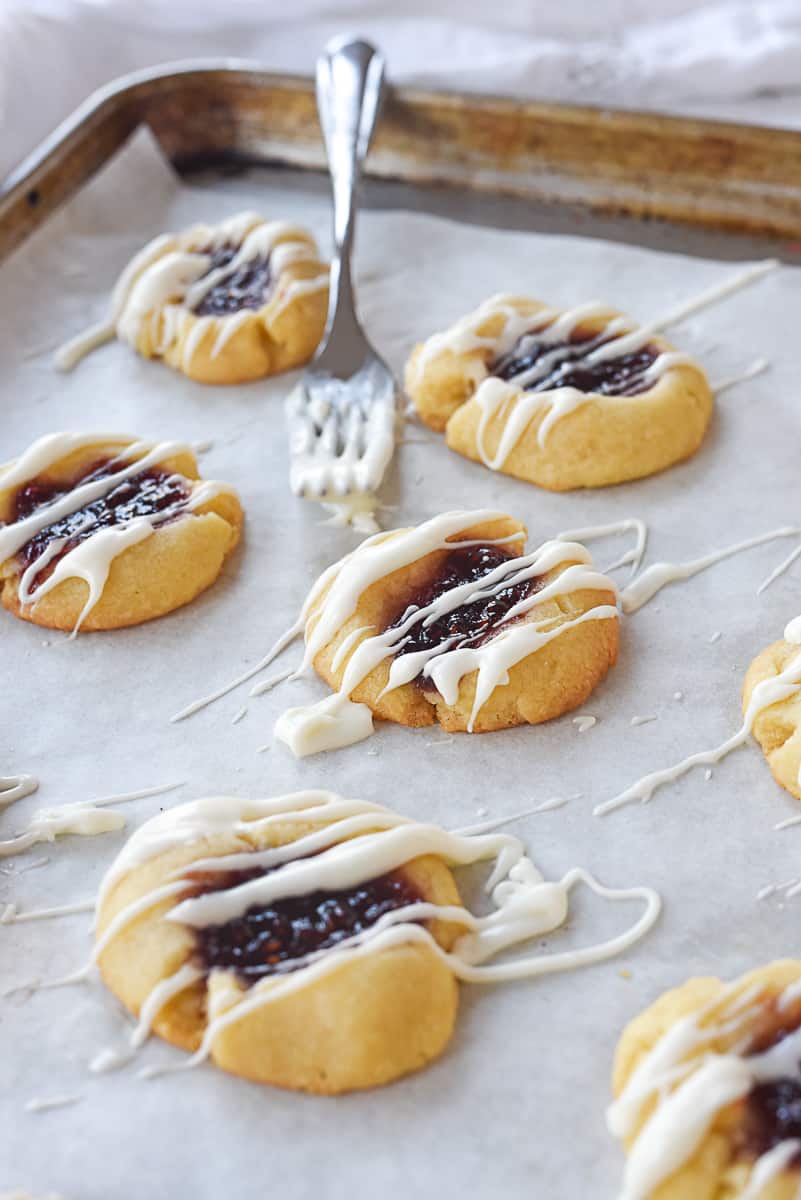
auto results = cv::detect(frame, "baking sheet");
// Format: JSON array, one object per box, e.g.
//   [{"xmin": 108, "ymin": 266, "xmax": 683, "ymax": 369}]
[{"xmin": 3, "ymin": 129, "xmax": 801, "ymax": 1200}]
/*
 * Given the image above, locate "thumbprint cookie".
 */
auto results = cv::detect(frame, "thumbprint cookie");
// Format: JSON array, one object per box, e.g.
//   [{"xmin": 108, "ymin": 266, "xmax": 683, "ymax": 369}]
[
  {"xmin": 277, "ymin": 509, "xmax": 618, "ymax": 752},
  {"xmin": 405, "ymin": 295, "xmax": 713, "ymax": 491},
  {"xmin": 94, "ymin": 790, "xmax": 658, "ymax": 1093},
  {"xmin": 609, "ymin": 960, "xmax": 801, "ymax": 1200},
  {"xmin": 0, "ymin": 432, "xmax": 242, "ymax": 632},
  {"xmin": 56, "ymin": 212, "xmax": 329, "ymax": 384},
  {"xmin": 742, "ymin": 614, "xmax": 801, "ymax": 804}
]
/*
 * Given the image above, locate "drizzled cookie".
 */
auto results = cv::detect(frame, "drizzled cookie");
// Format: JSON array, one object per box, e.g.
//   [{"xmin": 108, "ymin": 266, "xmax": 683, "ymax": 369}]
[
  {"xmin": 56, "ymin": 212, "xmax": 329, "ymax": 384},
  {"xmin": 405, "ymin": 296, "xmax": 712, "ymax": 491},
  {"xmin": 0, "ymin": 432, "xmax": 242, "ymax": 632},
  {"xmin": 275, "ymin": 510, "xmax": 618, "ymax": 754},
  {"xmin": 94, "ymin": 791, "xmax": 658, "ymax": 1093},
  {"xmin": 609, "ymin": 961, "xmax": 801, "ymax": 1200},
  {"xmin": 743, "ymin": 614, "xmax": 801, "ymax": 805}
]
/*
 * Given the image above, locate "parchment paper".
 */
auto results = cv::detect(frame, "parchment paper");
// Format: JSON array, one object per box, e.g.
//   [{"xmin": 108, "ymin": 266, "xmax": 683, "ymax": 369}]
[{"xmin": 3, "ymin": 130, "xmax": 801, "ymax": 1200}]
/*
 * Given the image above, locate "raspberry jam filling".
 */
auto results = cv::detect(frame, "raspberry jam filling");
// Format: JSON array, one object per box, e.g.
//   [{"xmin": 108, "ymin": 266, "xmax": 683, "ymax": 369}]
[
  {"xmin": 492, "ymin": 327, "xmax": 659, "ymax": 397},
  {"xmin": 739, "ymin": 1012, "xmax": 801, "ymax": 1166},
  {"xmin": 193, "ymin": 244, "xmax": 273, "ymax": 316},
  {"xmin": 742, "ymin": 1080, "xmax": 801, "ymax": 1164},
  {"xmin": 13, "ymin": 458, "xmax": 190, "ymax": 584},
  {"xmin": 390, "ymin": 544, "xmax": 542, "ymax": 665},
  {"xmin": 188, "ymin": 866, "xmax": 422, "ymax": 984}
]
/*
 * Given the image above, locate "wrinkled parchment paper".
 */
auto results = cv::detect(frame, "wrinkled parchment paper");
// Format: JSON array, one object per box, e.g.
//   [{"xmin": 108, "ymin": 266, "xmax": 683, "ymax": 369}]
[{"xmin": 3, "ymin": 130, "xmax": 801, "ymax": 1200}]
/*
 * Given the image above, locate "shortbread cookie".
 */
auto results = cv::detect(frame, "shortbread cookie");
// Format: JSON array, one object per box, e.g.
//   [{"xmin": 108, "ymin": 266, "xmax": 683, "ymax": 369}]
[
  {"xmin": 610, "ymin": 961, "xmax": 801, "ymax": 1200},
  {"xmin": 742, "ymin": 618, "xmax": 801, "ymax": 804},
  {"xmin": 0, "ymin": 432, "xmax": 242, "ymax": 632},
  {"xmin": 405, "ymin": 295, "xmax": 713, "ymax": 491},
  {"xmin": 56, "ymin": 212, "xmax": 329, "ymax": 383},
  {"xmin": 288, "ymin": 509, "xmax": 618, "ymax": 740},
  {"xmin": 95, "ymin": 790, "xmax": 659, "ymax": 1093}
]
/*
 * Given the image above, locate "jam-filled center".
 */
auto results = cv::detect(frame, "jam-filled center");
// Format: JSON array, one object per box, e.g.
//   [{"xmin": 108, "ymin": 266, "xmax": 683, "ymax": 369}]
[
  {"xmin": 389, "ymin": 544, "xmax": 542, "ymax": 663},
  {"xmin": 12, "ymin": 458, "xmax": 190, "ymax": 582},
  {"xmin": 193, "ymin": 244, "xmax": 273, "ymax": 316},
  {"xmin": 742, "ymin": 1080, "xmax": 801, "ymax": 1164},
  {"xmin": 739, "ymin": 1012, "xmax": 801, "ymax": 1166},
  {"xmin": 189, "ymin": 865, "xmax": 421, "ymax": 984},
  {"xmin": 492, "ymin": 325, "xmax": 659, "ymax": 398}
]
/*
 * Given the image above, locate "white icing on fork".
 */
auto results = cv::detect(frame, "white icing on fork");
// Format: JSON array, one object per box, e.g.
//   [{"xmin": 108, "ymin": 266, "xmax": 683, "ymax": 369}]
[
  {"xmin": 54, "ymin": 213, "xmax": 328, "ymax": 372},
  {"xmin": 0, "ymin": 432, "xmax": 239, "ymax": 632},
  {"xmin": 87, "ymin": 791, "xmax": 659, "ymax": 1077}
]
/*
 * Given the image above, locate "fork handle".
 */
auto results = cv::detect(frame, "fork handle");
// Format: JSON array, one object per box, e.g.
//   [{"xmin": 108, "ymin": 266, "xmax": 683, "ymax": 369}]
[{"xmin": 316, "ymin": 37, "xmax": 385, "ymax": 332}]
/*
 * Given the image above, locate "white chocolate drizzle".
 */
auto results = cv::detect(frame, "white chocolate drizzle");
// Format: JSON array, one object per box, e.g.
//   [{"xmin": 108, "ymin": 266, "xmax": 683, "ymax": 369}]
[
  {"xmin": 0, "ymin": 781, "xmax": 182, "ymax": 859},
  {"xmin": 274, "ymin": 692, "xmax": 375, "ymax": 757},
  {"xmin": 711, "ymin": 356, "xmax": 769, "ymax": 396},
  {"xmin": 455, "ymin": 797, "xmax": 571, "ymax": 835},
  {"xmin": 620, "ymin": 527, "xmax": 799, "ymax": 614},
  {"xmin": 24, "ymin": 1094, "xmax": 83, "ymax": 1115},
  {"xmin": 1, "ymin": 899, "xmax": 94, "ymax": 925},
  {"xmin": 53, "ymin": 319, "xmax": 115, "ymax": 370},
  {"xmin": 249, "ymin": 667, "xmax": 295, "ymax": 699},
  {"xmin": 597, "ymin": 610, "xmax": 801, "ymax": 817},
  {"xmin": 739, "ymin": 1141, "xmax": 801, "ymax": 1200},
  {"xmin": 757, "ymin": 878, "xmax": 801, "ymax": 901},
  {"xmin": 54, "ymin": 213, "xmax": 327, "ymax": 371},
  {"xmin": 320, "ymin": 494, "xmax": 381, "ymax": 536},
  {"xmin": 90, "ymin": 791, "xmax": 659, "ymax": 1077},
  {"xmin": 0, "ymin": 775, "xmax": 39, "ymax": 810},
  {"xmin": 608, "ymin": 971, "xmax": 801, "ymax": 1200},
  {"xmin": 758, "ymin": 540, "xmax": 801, "ymax": 596},
  {"xmin": 557, "ymin": 519, "xmax": 648, "ymax": 578},
  {"xmin": 0, "ymin": 432, "xmax": 239, "ymax": 633},
  {"xmin": 530, "ymin": 795, "xmax": 571, "ymax": 813},
  {"xmin": 775, "ymin": 814, "xmax": 801, "ymax": 832},
  {"xmin": 756, "ymin": 881, "xmax": 793, "ymax": 900},
  {"xmin": 273, "ymin": 510, "xmax": 618, "ymax": 755},
  {"xmin": 90, "ymin": 963, "xmax": 205, "ymax": 1075},
  {"xmin": 170, "ymin": 627, "xmax": 301, "ymax": 723},
  {"xmin": 410, "ymin": 261, "xmax": 777, "ymax": 463},
  {"xmin": 0, "ymin": 802, "xmax": 124, "ymax": 859}
]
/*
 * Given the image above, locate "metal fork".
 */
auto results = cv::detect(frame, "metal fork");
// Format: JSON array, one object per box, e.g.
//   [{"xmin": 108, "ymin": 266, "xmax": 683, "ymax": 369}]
[{"xmin": 286, "ymin": 36, "xmax": 397, "ymax": 504}]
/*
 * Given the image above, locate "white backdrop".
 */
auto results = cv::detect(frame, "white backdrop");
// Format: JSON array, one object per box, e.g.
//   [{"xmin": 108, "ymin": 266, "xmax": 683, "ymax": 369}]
[{"xmin": 4, "ymin": 0, "xmax": 801, "ymax": 177}]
